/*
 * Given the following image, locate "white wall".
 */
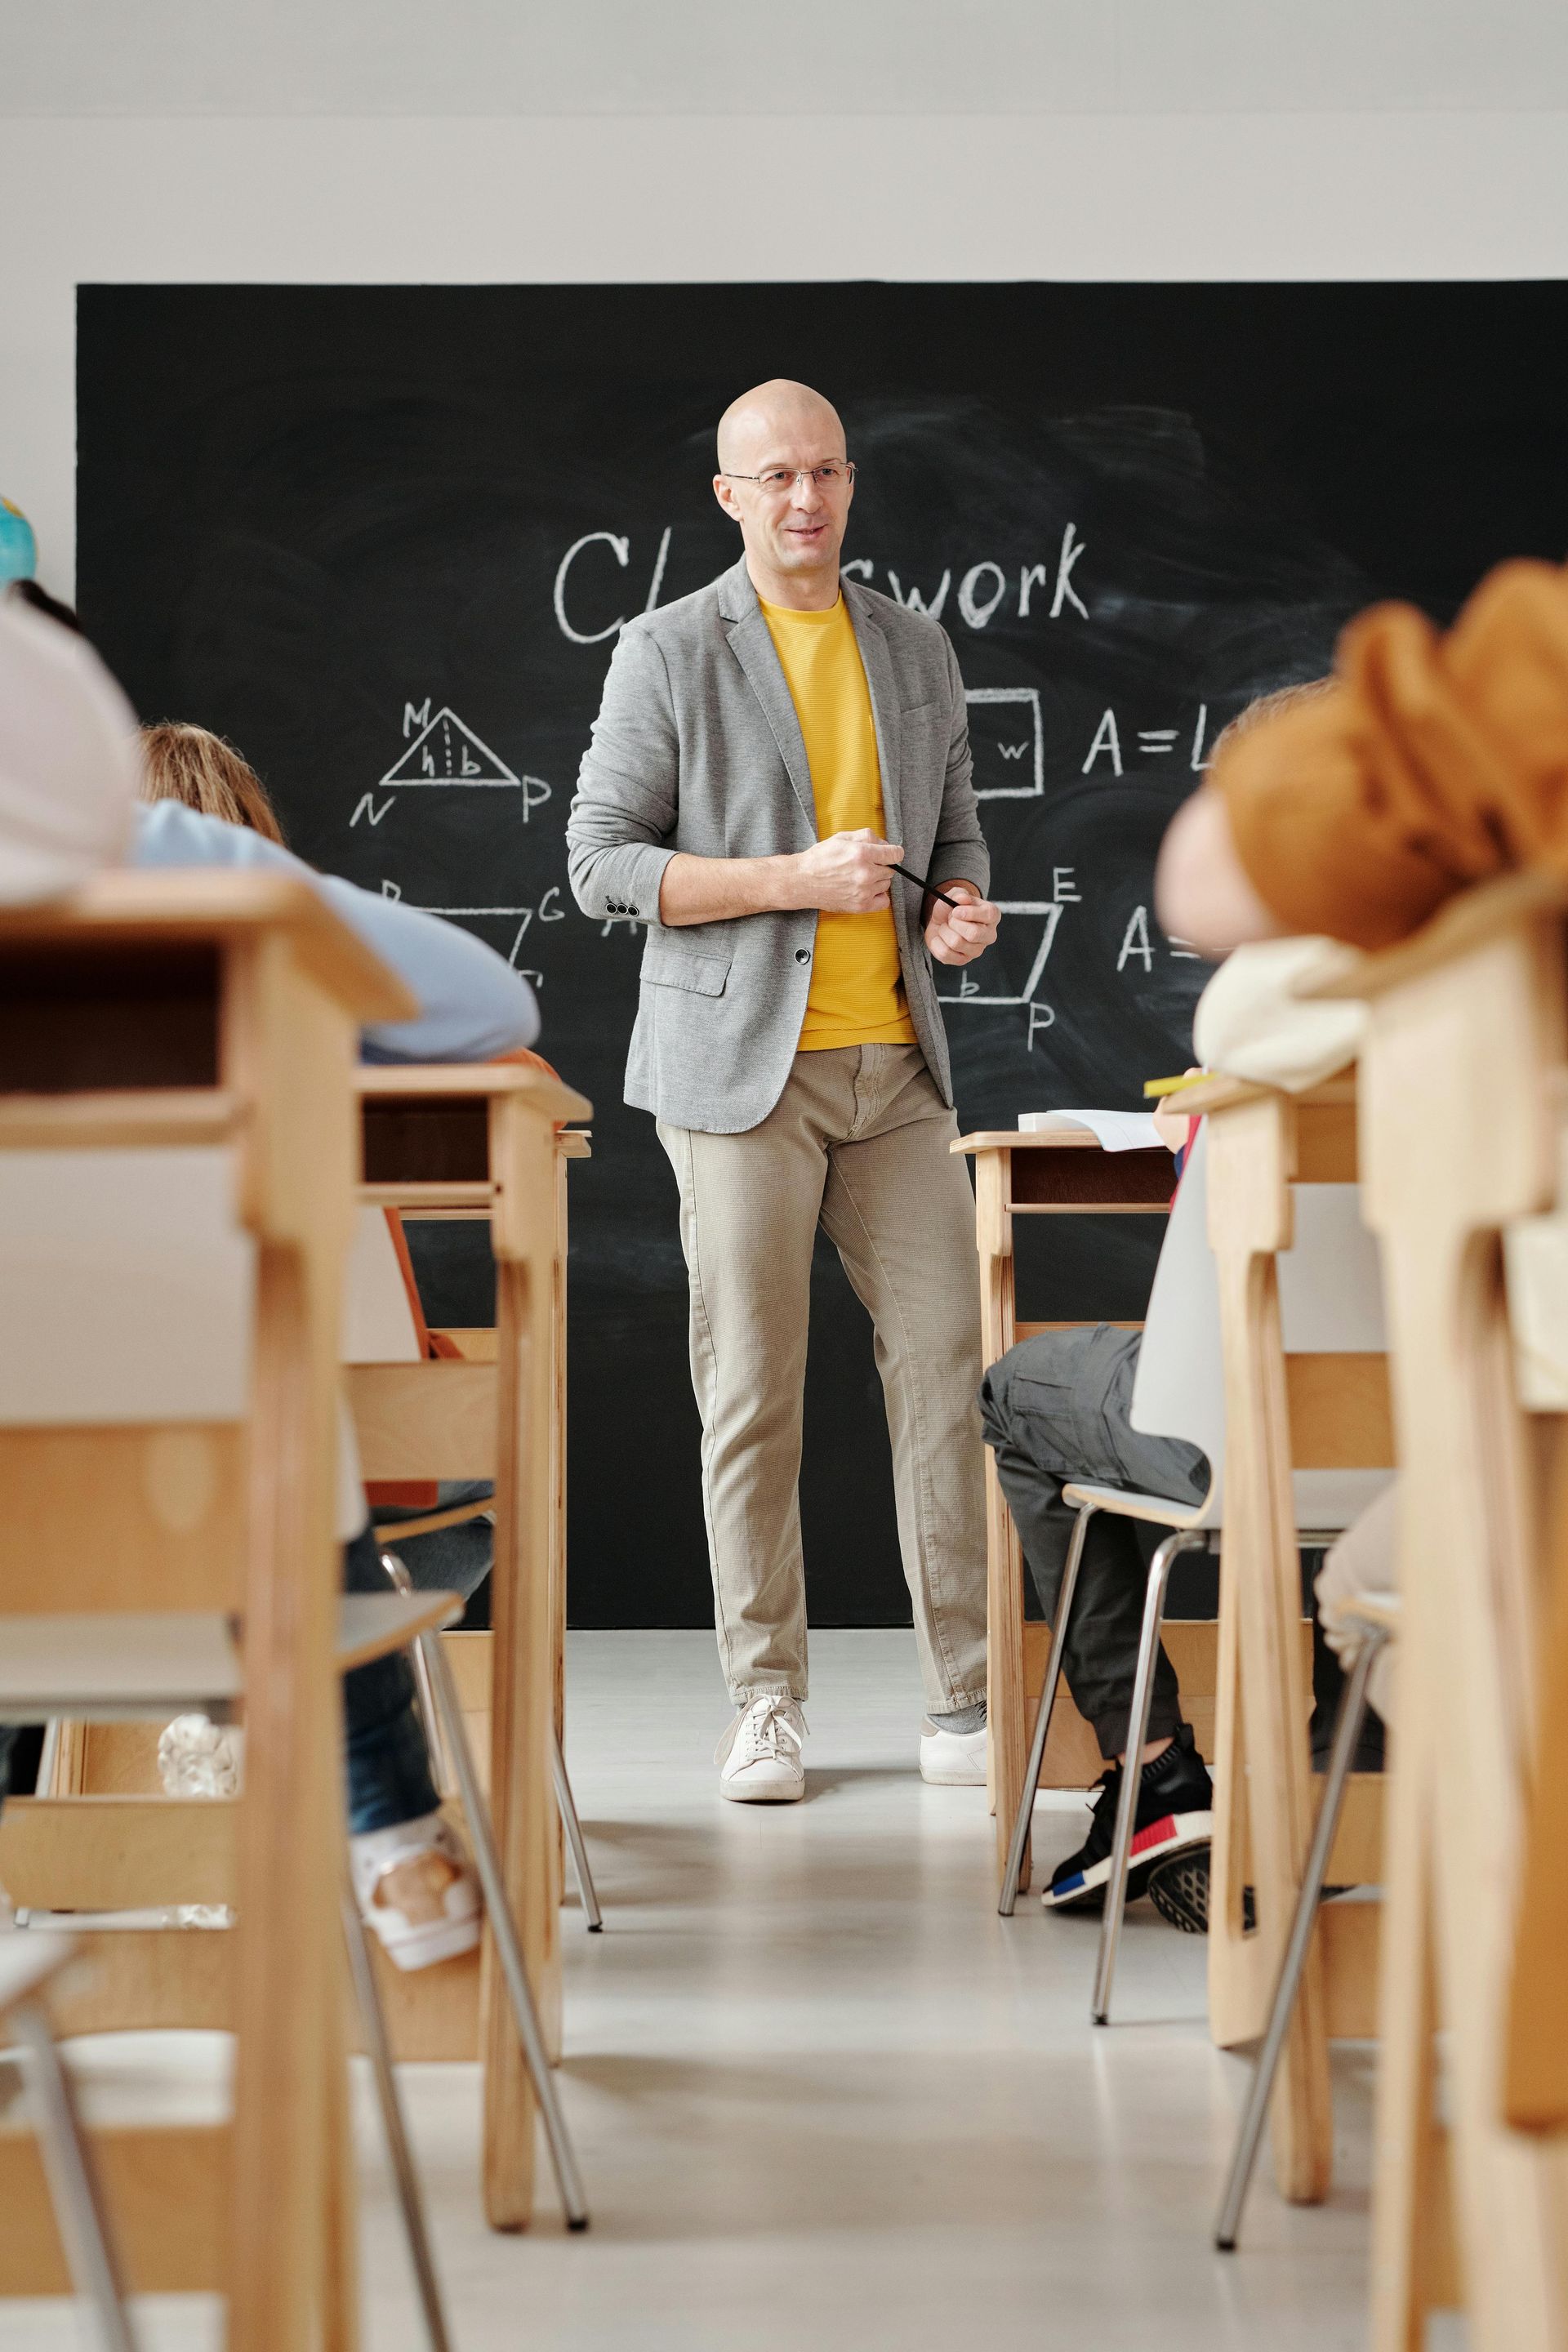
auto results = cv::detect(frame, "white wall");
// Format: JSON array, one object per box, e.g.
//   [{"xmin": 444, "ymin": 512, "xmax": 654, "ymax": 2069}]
[
  {"xmin": 5, "ymin": 1, "xmax": 1568, "ymax": 592},
  {"xmin": 11, "ymin": 0, "xmax": 1568, "ymax": 117}
]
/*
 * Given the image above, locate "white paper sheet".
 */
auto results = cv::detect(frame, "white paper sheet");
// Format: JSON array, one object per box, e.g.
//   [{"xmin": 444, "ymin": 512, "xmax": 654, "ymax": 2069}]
[{"xmin": 1018, "ymin": 1108, "xmax": 1164, "ymax": 1152}]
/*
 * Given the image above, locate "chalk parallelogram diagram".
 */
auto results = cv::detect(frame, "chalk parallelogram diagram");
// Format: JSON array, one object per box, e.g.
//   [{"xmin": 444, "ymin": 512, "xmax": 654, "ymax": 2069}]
[{"xmin": 938, "ymin": 901, "xmax": 1062, "ymax": 1006}]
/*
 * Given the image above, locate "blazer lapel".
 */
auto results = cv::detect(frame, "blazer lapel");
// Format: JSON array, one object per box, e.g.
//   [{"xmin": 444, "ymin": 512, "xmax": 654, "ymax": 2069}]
[
  {"xmin": 844, "ymin": 581, "xmax": 903, "ymax": 856},
  {"xmin": 718, "ymin": 559, "xmax": 817, "ymax": 836}
]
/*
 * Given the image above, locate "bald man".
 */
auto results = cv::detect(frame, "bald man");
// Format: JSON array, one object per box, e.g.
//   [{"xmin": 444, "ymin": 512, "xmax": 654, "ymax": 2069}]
[{"xmin": 568, "ymin": 381, "xmax": 1000, "ymax": 1800}]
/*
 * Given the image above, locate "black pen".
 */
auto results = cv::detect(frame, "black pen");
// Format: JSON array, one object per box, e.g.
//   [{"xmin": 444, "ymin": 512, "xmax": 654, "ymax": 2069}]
[{"xmin": 890, "ymin": 860, "xmax": 964, "ymax": 911}]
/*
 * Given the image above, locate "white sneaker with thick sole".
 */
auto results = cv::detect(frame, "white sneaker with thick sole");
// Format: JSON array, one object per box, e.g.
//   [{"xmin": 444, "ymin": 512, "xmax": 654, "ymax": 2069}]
[
  {"xmin": 919, "ymin": 1717, "xmax": 988, "ymax": 1786},
  {"xmin": 717, "ymin": 1695, "xmax": 807, "ymax": 1802},
  {"xmin": 350, "ymin": 1809, "xmax": 483, "ymax": 1971}
]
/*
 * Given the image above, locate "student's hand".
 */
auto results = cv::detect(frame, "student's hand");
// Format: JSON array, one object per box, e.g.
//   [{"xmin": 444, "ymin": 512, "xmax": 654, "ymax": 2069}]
[
  {"xmin": 792, "ymin": 828, "xmax": 905, "ymax": 911},
  {"xmin": 1154, "ymin": 786, "xmax": 1281, "ymax": 960},
  {"xmin": 925, "ymin": 883, "xmax": 1000, "ymax": 966},
  {"xmin": 1152, "ymin": 1070, "xmax": 1202, "ymax": 1152}
]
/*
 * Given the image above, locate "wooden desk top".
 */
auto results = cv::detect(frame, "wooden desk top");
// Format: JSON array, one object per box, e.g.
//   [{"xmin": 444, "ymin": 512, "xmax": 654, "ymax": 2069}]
[
  {"xmin": 953, "ymin": 1126, "xmax": 1173, "ymax": 1210},
  {"xmin": 955, "ymin": 1127, "xmax": 1126, "ymax": 1154},
  {"xmin": 1176, "ymin": 1070, "xmax": 1357, "ymax": 1118},
  {"xmin": 0, "ymin": 870, "xmax": 416, "ymax": 1026},
  {"xmin": 1302, "ymin": 871, "xmax": 1568, "ymax": 1003},
  {"xmin": 358, "ymin": 1065, "xmax": 593, "ymax": 1196},
  {"xmin": 357, "ymin": 1064, "xmax": 592, "ymax": 1125}
]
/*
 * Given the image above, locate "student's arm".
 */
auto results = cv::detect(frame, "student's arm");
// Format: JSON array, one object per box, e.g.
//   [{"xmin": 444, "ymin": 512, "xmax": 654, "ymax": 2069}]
[{"xmin": 131, "ymin": 801, "xmax": 539, "ymax": 1062}]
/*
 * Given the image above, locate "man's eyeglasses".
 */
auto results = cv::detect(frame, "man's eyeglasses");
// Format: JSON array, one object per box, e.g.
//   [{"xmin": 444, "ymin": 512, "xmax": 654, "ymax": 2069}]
[{"xmin": 719, "ymin": 461, "xmax": 856, "ymax": 497}]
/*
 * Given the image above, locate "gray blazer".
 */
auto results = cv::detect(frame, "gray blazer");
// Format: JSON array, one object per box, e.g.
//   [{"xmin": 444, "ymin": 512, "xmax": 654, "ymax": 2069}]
[{"xmin": 565, "ymin": 555, "xmax": 989, "ymax": 1134}]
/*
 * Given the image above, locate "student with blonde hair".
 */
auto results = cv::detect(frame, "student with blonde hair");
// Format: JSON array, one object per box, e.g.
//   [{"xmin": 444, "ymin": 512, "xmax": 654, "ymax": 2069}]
[{"xmin": 140, "ymin": 721, "xmax": 287, "ymax": 842}]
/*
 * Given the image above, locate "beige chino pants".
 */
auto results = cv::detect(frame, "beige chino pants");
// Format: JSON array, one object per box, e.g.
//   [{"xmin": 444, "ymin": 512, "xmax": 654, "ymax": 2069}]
[{"xmin": 657, "ymin": 1044, "xmax": 989, "ymax": 1711}]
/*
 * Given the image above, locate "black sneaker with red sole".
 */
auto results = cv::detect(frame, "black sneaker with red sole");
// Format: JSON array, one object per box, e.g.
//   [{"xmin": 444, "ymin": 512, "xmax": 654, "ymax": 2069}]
[{"xmin": 1043, "ymin": 1722, "xmax": 1214, "ymax": 1915}]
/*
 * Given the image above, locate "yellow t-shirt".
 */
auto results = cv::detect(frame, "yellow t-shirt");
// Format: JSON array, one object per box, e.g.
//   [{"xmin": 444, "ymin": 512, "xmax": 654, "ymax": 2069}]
[{"xmin": 760, "ymin": 594, "xmax": 919, "ymax": 1052}]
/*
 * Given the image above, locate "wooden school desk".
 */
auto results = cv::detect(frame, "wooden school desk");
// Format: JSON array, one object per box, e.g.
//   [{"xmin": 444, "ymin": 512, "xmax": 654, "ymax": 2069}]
[
  {"xmin": 1306, "ymin": 875, "xmax": 1568, "ymax": 2348},
  {"xmin": 952, "ymin": 1127, "xmax": 1177, "ymax": 1886},
  {"xmin": 1178, "ymin": 1067, "xmax": 1388, "ymax": 2204},
  {"xmin": 0, "ymin": 871, "xmax": 414, "ymax": 2348},
  {"xmin": 351, "ymin": 1061, "xmax": 590, "ymax": 2230}
]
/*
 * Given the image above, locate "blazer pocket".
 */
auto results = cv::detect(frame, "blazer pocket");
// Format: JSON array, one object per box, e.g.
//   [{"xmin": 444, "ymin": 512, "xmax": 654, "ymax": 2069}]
[{"xmin": 641, "ymin": 937, "xmax": 733, "ymax": 997}]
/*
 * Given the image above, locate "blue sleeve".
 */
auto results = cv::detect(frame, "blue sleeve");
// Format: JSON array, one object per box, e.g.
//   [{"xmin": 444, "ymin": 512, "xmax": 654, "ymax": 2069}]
[{"xmin": 131, "ymin": 803, "xmax": 541, "ymax": 1063}]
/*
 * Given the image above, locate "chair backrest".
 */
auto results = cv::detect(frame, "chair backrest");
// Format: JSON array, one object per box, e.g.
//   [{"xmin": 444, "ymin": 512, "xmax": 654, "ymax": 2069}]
[
  {"xmin": 1276, "ymin": 1180, "xmax": 1392, "ymax": 1531},
  {"xmin": 0, "ymin": 1147, "xmax": 253, "ymax": 1425},
  {"xmin": 1130, "ymin": 1120, "xmax": 1393, "ymax": 1531},
  {"xmin": 0, "ymin": 1145, "xmax": 256, "ymax": 1611},
  {"xmin": 341, "ymin": 1205, "xmax": 424, "ymax": 1364},
  {"xmin": 1129, "ymin": 1121, "xmax": 1227, "ymax": 1512}
]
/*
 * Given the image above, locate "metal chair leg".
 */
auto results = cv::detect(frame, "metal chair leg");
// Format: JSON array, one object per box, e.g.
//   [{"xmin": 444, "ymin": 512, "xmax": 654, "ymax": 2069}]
[
  {"xmin": 1214, "ymin": 1620, "xmax": 1390, "ymax": 2251},
  {"xmin": 1092, "ymin": 1529, "xmax": 1209, "ymax": 2026},
  {"xmin": 1000, "ymin": 1502, "xmax": 1096, "ymax": 1917},
  {"xmin": 379, "ymin": 1550, "xmax": 455, "ymax": 1797},
  {"xmin": 552, "ymin": 1734, "xmax": 603, "ymax": 1933},
  {"xmin": 340, "ymin": 1886, "xmax": 454, "ymax": 2352},
  {"xmin": 419, "ymin": 1629, "xmax": 590, "ymax": 2230},
  {"xmin": 11, "ymin": 1999, "xmax": 139, "ymax": 2352}
]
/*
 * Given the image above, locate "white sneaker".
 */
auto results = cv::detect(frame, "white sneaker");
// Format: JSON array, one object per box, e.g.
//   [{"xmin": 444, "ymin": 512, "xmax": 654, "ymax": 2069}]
[
  {"xmin": 350, "ymin": 1810, "xmax": 483, "ymax": 1971},
  {"xmin": 716, "ymin": 1695, "xmax": 807, "ymax": 1802},
  {"xmin": 920, "ymin": 1717, "xmax": 988, "ymax": 1786}
]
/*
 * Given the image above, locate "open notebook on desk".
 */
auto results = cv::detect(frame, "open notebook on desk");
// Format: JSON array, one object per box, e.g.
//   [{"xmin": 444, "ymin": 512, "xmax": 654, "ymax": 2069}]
[{"xmin": 1018, "ymin": 1109, "xmax": 1162, "ymax": 1152}]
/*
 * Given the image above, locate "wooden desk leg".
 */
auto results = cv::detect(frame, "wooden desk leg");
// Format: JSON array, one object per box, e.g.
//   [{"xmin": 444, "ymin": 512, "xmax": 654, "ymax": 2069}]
[
  {"xmin": 543, "ymin": 1144, "xmax": 568, "ymax": 2063},
  {"xmin": 1370, "ymin": 1715, "xmax": 1440, "ymax": 2352},
  {"xmin": 1209, "ymin": 1105, "xmax": 1332, "ymax": 2203},
  {"xmin": 321, "ymin": 1934, "xmax": 361, "ymax": 2352},
  {"xmin": 1207, "ymin": 1532, "xmax": 1266, "ymax": 2047},
  {"xmin": 977, "ymin": 1152, "xmax": 1025, "ymax": 1886},
  {"xmin": 482, "ymin": 1108, "xmax": 558, "ymax": 2230},
  {"xmin": 231, "ymin": 1235, "xmax": 345, "ymax": 2349}
]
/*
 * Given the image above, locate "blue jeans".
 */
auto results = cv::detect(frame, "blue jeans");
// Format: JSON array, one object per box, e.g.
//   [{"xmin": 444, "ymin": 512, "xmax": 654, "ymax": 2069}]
[
  {"xmin": 343, "ymin": 1525, "xmax": 443, "ymax": 1835},
  {"xmin": 349, "ymin": 1482, "xmax": 496, "ymax": 1833}
]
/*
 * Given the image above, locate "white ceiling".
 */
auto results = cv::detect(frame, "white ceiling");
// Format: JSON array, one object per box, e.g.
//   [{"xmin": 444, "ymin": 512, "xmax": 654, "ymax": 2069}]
[{"xmin": 6, "ymin": 0, "xmax": 1568, "ymax": 118}]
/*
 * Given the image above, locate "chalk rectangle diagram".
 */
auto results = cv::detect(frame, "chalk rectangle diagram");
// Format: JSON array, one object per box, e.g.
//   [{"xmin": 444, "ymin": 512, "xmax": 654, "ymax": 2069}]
[
  {"xmin": 938, "ymin": 900, "xmax": 1062, "ymax": 1006},
  {"xmin": 965, "ymin": 687, "xmax": 1045, "ymax": 800}
]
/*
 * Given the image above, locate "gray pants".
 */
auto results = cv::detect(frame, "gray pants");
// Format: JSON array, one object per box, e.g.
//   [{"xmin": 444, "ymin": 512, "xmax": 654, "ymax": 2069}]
[{"xmin": 978, "ymin": 1325, "xmax": 1208, "ymax": 1757}]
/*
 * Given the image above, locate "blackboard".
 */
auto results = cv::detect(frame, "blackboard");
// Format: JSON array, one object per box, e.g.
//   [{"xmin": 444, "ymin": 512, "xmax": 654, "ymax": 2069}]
[{"xmin": 77, "ymin": 280, "xmax": 1568, "ymax": 1631}]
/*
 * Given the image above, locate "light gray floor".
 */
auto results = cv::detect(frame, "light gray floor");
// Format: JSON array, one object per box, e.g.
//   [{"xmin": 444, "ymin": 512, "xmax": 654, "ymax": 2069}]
[{"xmin": 4, "ymin": 1628, "xmax": 1398, "ymax": 2351}]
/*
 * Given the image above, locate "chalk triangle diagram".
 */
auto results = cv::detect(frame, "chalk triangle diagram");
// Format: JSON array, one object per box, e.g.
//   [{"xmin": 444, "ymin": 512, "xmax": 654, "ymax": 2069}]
[{"xmin": 380, "ymin": 708, "xmax": 520, "ymax": 789}]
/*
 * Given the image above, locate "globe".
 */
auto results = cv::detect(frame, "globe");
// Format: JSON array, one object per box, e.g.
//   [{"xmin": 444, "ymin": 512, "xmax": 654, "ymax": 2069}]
[{"xmin": 0, "ymin": 497, "xmax": 38, "ymax": 586}]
